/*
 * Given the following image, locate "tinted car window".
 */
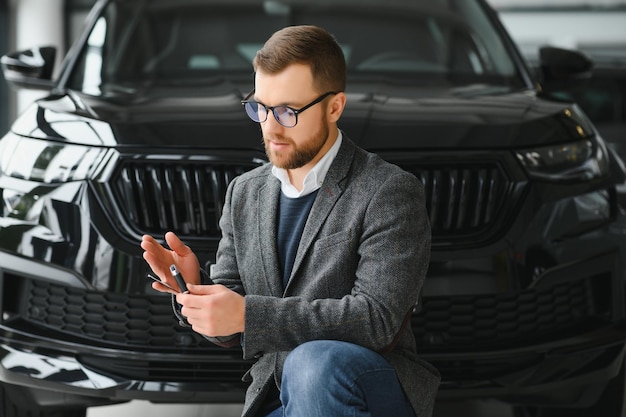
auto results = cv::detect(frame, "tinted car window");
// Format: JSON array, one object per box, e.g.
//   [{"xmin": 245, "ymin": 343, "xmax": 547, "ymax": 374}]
[{"xmin": 66, "ymin": 0, "xmax": 522, "ymax": 95}]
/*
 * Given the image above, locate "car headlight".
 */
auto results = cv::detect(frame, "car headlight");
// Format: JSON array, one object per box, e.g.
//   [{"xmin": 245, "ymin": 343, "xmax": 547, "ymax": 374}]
[
  {"xmin": 0, "ymin": 133, "xmax": 107, "ymax": 183},
  {"xmin": 515, "ymin": 139, "xmax": 609, "ymax": 182}
]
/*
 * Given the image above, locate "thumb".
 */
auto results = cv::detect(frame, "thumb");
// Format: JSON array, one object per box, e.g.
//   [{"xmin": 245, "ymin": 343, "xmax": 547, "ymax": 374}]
[{"xmin": 187, "ymin": 283, "xmax": 223, "ymax": 295}]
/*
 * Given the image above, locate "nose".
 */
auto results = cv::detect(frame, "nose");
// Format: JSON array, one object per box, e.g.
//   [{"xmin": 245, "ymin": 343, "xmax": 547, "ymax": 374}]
[{"xmin": 262, "ymin": 110, "xmax": 285, "ymax": 133}]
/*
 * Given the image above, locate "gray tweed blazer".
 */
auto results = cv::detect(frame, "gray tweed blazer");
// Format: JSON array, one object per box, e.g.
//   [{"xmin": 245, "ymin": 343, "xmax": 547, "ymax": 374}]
[{"xmin": 208, "ymin": 135, "xmax": 440, "ymax": 417}]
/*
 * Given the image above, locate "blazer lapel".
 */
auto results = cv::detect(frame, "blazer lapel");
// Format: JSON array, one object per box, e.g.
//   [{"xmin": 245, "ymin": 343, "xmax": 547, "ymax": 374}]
[
  {"xmin": 257, "ymin": 175, "xmax": 283, "ymax": 296},
  {"xmin": 286, "ymin": 137, "xmax": 356, "ymax": 290}
]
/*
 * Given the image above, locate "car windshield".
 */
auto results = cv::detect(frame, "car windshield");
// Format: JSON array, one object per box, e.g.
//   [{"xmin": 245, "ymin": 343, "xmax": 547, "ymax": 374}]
[{"xmin": 66, "ymin": 0, "xmax": 524, "ymax": 96}]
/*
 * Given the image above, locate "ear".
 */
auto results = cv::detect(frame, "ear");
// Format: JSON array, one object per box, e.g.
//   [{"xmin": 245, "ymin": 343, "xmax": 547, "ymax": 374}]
[{"xmin": 327, "ymin": 92, "xmax": 347, "ymax": 123}]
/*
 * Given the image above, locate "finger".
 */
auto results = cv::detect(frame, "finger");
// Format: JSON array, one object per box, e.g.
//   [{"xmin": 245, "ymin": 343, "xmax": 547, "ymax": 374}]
[
  {"xmin": 176, "ymin": 293, "xmax": 193, "ymax": 309},
  {"xmin": 165, "ymin": 232, "xmax": 194, "ymax": 257},
  {"xmin": 141, "ymin": 241, "xmax": 169, "ymax": 265},
  {"xmin": 186, "ymin": 283, "xmax": 223, "ymax": 295},
  {"xmin": 152, "ymin": 281, "xmax": 178, "ymax": 295},
  {"xmin": 141, "ymin": 234, "xmax": 174, "ymax": 272},
  {"xmin": 140, "ymin": 234, "xmax": 163, "ymax": 252},
  {"xmin": 142, "ymin": 251, "xmax": 169, "ymax": 276},
  {"xmin": 176, "ymin": 291, "xmax": 211, "ymax": 310}
]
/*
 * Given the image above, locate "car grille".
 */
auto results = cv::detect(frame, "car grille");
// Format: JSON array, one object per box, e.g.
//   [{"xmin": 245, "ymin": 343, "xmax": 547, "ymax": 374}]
[
  {"xmin": 111, "ymin": 157, "xmax": 517, "ymax": 244},
  {"xmin": 112, "ymin": 158, "xmax": 263, "ymax": 238},
  {"xmin": 413, "ymin": 273, "xmax": 610, "ymax": 353},
  {"xmin": 396, "ymin": 162, "xmax": 516, "ymax": 244},
  {"xmin": 18, "ymin": 271, "xmax": 607, "ymax": 354},
  {"xmin": 23, "ymin": 279, "xmax": 217, "ymax": 351}
]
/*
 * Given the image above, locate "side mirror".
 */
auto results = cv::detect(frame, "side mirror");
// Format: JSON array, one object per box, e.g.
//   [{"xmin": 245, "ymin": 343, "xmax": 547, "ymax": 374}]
[
  {"xmin": 537, "ymin": 46, "xmax": 593, "ymax": 96},
  {"xmin": 1, "ymin": 46, "xmax": 57, "ymax": 90}
]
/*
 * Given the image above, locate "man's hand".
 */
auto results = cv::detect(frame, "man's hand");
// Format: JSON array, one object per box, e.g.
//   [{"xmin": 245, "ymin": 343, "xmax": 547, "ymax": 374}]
[
  {"xmin": 177, "ymin": 284, "xmax": 245, "ymax": 337},
  {"xmin": 141, "ymin": 231, "xmax": 201, "ymax": 293}
]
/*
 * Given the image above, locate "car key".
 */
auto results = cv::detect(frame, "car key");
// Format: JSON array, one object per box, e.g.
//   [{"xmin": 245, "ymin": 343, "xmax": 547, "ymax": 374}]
[{"xmin": 170, "ymin": 264, "xmax": 189, "ymax": 293}]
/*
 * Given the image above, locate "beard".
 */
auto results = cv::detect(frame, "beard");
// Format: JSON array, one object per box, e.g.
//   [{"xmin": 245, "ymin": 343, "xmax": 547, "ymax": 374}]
[{"xmin": 263, "ymin": 121, "xmax": 330, "ymax": 170}]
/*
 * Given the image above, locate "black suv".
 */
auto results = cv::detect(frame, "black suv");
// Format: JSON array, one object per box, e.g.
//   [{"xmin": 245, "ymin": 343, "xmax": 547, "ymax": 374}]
[{"xmin": 2, "ymin": 1, "xmax": 626, "ymax": 416}]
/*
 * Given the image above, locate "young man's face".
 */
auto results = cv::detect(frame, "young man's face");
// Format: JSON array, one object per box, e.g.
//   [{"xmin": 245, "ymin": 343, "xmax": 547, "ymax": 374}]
[{"xmin": 254, "ymin": 63, "xmax": 342, "ymax": 171}]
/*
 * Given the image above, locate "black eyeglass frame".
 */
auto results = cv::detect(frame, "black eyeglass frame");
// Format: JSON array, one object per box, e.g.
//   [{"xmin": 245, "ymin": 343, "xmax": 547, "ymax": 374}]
[{"xmin": 241, "ymin": 89, "xmax": 341, "ymax": 128}]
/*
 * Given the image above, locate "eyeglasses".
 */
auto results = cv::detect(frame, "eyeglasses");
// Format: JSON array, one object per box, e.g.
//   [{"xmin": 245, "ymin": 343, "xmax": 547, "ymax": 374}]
[{"xmin": 241, "ymin": 89, "xmax": 340, "ymax": 128}]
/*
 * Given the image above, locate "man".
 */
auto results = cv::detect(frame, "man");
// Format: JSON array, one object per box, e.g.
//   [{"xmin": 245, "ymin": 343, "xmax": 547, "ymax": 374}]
[{"xmin": 141, "ymin": 25, "xmax": 439, "ymax": 417}]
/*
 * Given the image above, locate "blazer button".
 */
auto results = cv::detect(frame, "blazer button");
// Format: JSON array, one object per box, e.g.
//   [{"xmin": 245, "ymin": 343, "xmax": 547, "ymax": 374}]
[{"xmin": 254, "ymin": 352, "xmax": 264, "ymax": 359}]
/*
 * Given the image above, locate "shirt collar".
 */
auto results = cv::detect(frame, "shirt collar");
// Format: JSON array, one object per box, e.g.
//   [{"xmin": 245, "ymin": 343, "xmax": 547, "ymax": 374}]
[{"xmin": 271, "ymin": 131, "xmax": 343, "ymax": 198}]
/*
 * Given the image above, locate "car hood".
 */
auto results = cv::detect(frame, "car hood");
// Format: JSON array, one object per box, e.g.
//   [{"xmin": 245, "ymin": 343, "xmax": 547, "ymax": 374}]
[{"xmin": 10, "ymin": 85, "xmax": 595, "ymax": 150}]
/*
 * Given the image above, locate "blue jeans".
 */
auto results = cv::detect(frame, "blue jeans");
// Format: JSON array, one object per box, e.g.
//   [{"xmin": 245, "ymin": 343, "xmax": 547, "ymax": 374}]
[{"xmin": 263, "ymin": 340, "xmax": 416, "ymax": 417}]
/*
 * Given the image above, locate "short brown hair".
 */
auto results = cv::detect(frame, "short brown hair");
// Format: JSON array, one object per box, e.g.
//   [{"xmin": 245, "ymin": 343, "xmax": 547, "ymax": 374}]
[{"xmin": 253, "ymin": 25, "xmax": 346, "ymax": 93}]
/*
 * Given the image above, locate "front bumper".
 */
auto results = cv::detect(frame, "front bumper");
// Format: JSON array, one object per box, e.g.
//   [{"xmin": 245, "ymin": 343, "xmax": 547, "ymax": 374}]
[
  {"xmin": 420, "ymin": 246, "xmax": 626, "ymax": 407},
  {"xmin": 430, "ymin": 328, "xmax": 626, "ymax": 406},
  {"xmin": 0, "ymin": 251, "xmax": 625, "ymax": 409},
  {"xmin": 0, "ymin": 327, "xmax": 248, "ymax": 405},
  {"xmin": 0, "ymin": 318, "xmax": 624, "ymax": 407}
]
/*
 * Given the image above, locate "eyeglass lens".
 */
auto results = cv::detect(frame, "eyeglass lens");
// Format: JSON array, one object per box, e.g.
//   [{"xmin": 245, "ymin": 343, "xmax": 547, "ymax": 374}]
[{"xmin": 244, "ymin": 102, "xmax": 297, "ymax": 127}]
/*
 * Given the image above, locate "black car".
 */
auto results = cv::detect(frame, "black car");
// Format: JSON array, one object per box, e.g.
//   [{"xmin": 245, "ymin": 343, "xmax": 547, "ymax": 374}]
[{"xmin": 1, "ymin": 1, "xmax": 626, "ymax": 416}]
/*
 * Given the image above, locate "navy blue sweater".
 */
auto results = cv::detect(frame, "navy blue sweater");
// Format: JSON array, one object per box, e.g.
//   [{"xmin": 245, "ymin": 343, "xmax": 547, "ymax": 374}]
[{"xmin": 276, "ymin": 190, "xmax": 319, "ymax": 287}]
